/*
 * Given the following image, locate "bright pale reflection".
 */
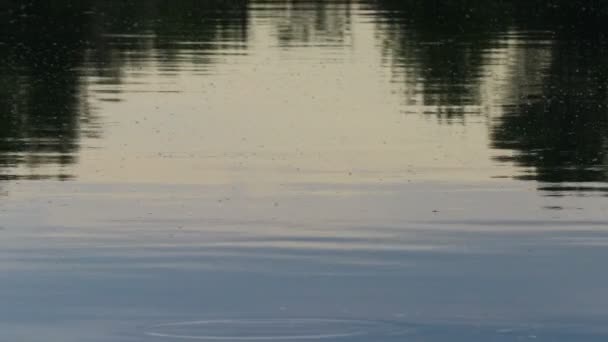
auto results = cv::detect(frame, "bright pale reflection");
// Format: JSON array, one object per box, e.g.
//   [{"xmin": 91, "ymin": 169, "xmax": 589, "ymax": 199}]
[{"xmin": 64, "ymin": 4, "xmax": 522, "ymax": 186}]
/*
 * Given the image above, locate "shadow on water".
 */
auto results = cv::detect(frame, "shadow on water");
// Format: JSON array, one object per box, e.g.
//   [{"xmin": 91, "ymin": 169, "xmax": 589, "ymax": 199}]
[
  {"xmin": 371, "ymin": 0, "xmax": 608, "ymax": 195},
  {"xmin": 0, "ymin": 0, "xmax": 248, "ymax": 182}
]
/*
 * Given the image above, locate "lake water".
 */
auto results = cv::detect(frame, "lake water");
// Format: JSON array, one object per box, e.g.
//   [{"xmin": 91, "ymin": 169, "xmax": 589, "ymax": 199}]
[{"xmin": 1, "ymin": 1, "xmax": 608, "ymax": 341}]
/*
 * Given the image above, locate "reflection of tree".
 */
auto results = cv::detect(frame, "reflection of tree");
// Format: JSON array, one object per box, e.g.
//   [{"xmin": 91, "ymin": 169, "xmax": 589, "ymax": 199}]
[
  {"xmin": 492, "ymin": 37, "xmax": 608, "ymax": 185},
  {"xmin": 373, "ymin": 0, "xmax": 608, "ymax": 120},
  {"xmin": 0, "ymin": 2, "xmax": 92, "ymax": 180},
  {"xmin": 89, "ymin": 0, "xmax": 249, "ymax": 73},
  {"xmin": 0, "ymin": 0, "xmax": 249, "ymax": 181},
  {"xmin": 259, "ymin": 0, "xmax": 352, "ymax": 46},
  {"xmin": 371, "ymin": 1, "xmax": 513, "ymax": 121},
  {"xmin": 373, "ymin": 0, "xmax": 608, "ymax": 191}
]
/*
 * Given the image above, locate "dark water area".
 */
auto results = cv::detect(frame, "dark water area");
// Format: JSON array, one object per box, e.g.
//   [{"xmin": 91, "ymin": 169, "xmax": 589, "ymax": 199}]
[{"xmin": 1, "ymin": 1, "xmax": 608, "ymax": 341}]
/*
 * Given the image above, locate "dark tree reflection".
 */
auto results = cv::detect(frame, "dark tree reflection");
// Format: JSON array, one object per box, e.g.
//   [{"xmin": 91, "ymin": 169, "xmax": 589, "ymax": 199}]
[
  {"xmin": 371, "ymin": 1, "xmax": 514, "ymax": 121},
  {"xmin": 489, "ymin": 3, "xmax": 608, "ymax": 194},
  {"xmin": 254, "ymin": 0, "xmax": 352, "ymax": 47},
  {"xmin": 372, "ymin": 0, "xmax": 608, "ymax": 193},
  {"xmin": 0, "ymin": 2, "xmax": 93, "ymax": 180},
  {"xmin": 0, "ymin": 0, "xmax": 249, "ymax": 181},
  {"xmin": 492, "ymin": 35, "xmax": 608, "ymax": 192}
]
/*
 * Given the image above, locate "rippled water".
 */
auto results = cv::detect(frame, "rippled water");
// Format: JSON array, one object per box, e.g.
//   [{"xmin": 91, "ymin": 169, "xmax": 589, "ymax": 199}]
[{"xmin": 1, "ymin": 1, "xmax": 608, "ymax": 341}]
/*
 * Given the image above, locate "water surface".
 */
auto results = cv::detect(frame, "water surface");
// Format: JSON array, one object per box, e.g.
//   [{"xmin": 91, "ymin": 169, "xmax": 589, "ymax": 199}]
[{"xmin": 1, "ymin": 1, "xmax": 608, "ymax": 341}]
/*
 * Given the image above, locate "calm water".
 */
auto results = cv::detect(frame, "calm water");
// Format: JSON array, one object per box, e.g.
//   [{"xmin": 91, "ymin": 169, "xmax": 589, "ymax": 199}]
[{"xmin": 1, "ymin": 1, "xmax": 608, "ymax": 341}]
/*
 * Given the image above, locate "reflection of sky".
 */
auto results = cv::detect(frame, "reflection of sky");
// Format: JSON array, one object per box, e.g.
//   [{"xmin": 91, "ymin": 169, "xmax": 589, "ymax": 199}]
[
  {"xmin": 62, "ymin": 3, "xmax": 531, "ymax": 186},
  {"xmin": 2, "ymin": 180, "xmax": 608, "ymax": 341}
]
